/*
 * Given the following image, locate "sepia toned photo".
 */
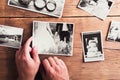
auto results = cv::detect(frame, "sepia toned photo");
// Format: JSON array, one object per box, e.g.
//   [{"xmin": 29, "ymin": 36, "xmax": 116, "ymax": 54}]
[
  {"xmin": 33, "ymin": 21, "xmax": 74, "ymax": 56},
  {"xmin": 8, "ymin": 0, "xmax": 65, "ymax": 17},
  {"xmin": 107, "ymin": 21, "xmax": 120, "ymax": 42},
  {"xmin": 78, "ymin": 0, "xmax": 114, "ymax": 20},
  {"xmin": 0, "ymin": 25, "xmax": 23, "ymax": 48},
  {"xmin": 82, "ymin": 31, "xmax": 104, "ymax": 62}
]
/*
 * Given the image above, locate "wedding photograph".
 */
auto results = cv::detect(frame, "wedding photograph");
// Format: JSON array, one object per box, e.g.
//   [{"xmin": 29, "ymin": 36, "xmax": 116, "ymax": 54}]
[
  {"xmin": 0, "ymin": 25, "xmax": 23, "ymax": 48},
  {"xmin": 32, "ymin": 21, "xmax": 74, "ymax": 56},
  {"xmin": 82, "ymin": 31, "xmax": 104, "ymax": 62},
  {"xmin": 8, "ymin": 0, "xmax": 65, "ymax": 17},
  {"xmin": 78, "ymin": 0, "xmax": 114, "ymax": 20},
  {"xmin": 107, "ymin": 21, "xmax": 120, "ymax": 42}
]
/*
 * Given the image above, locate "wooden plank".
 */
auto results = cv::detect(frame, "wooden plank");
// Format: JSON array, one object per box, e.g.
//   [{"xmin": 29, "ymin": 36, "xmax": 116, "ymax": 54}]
[
  {"xmin": 0, "ymin": 0, "xmax": 119, "ymax": 17},
  {"xmin": 0, "ymin": 59, "xmax": 17, "ymax": 80},
  {"xmin": 0, "ymin": 48, "xmax": 120, "ymax": 80},
  {"xmin": 0, "ymin": 17, "xmax": 120, "ymax": 49}
]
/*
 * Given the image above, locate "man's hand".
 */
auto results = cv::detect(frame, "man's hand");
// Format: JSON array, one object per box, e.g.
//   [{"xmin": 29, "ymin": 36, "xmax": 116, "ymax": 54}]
[
  {"xmin": 41, "ymin": 57, "xmax": 69, "ymax": 80},
  {"xmin": 16, "ymin": 37, "xmax": 40, "ymax": 80}
]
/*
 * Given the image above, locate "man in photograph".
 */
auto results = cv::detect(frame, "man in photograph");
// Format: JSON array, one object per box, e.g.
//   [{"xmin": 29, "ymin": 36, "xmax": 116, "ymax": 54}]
[{"xmin": 55, "ymin": 23, "xmax": 73, "ymax": 43}]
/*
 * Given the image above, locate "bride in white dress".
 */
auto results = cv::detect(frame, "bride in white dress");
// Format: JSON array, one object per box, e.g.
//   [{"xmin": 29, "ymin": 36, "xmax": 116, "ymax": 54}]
[{"xmin": 33, "ymin": 22, "xmax": 58, "ymax": 54}]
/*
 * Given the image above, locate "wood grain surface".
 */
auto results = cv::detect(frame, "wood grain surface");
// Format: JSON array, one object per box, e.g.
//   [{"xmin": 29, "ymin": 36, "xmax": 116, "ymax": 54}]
[{"xmin": 0, "ymin": 0, "xmax": 120, "ymax": 80}]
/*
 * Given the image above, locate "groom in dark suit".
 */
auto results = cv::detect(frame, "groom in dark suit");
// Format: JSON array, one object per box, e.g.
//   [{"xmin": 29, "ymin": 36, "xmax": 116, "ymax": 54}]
[{"xmin": 56, "ymin": 23, "xmax": 73, "ymax": 43}]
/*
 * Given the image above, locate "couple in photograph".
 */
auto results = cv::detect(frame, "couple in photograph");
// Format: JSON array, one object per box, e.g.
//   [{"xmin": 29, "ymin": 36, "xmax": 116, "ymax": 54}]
[
  {"xmin": 79, "ymin": 0, "xmax": 113, "ymax": 19},
  {"xmin": 33, "ymin": 22, "xmax": 73, "ymax": 54},
  {"xmin": 86, "ymin": 37, "xmax": 102, "ymax": 58}
]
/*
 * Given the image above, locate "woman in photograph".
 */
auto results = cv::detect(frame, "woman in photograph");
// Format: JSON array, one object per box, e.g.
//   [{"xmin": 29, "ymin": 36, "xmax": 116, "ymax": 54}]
[
  {"xmin": 86, "ymin": 38, "xmax": 101, "ymax": 57},
  {"xmin": 33, "ymin": 22, "xmax": 58, "ymax": 54},
  {"xmin": 108, "ymin": 23, "xmax": 120, "ymax": 42}
]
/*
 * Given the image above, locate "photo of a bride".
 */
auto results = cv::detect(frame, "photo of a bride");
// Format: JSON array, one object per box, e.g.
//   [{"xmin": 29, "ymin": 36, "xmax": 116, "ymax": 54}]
[{"xmin": 33, "ymin": 21, "xmax": 74, "ymax": 56}]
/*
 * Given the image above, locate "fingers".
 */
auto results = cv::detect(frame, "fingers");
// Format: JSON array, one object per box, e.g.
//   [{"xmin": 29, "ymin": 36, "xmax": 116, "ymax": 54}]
[
  {"xmin": 43, "ymin": 59, "xmax": 52, "ymax": 72},
  {"xmin": 43, "ymin": 57, "xmax": 65, "ymax": 70},
  {"xmin": 15, "ymin": 47, "xmax": 23, "ymax": 59},
  {"xmin": 48, "ymin": 57, "xmax": 57, "ymax": 68},
  {"xmin": 53, "ymin": 57, "xmax": 62, "ymax": 66},
  {"xmin": 53, "ymin": 57, "xmax": 67, "ymax": 70},
  {"xmin": 59, "ymin": 59, "xmax": 67, "ymax": 68},
  {"xmin": 32, "ymin": 47, "xmax": 40, "ymax": 62},
  {"xmin": 24, "ymin": 37, "xmax": 32, "ymax": 58}
]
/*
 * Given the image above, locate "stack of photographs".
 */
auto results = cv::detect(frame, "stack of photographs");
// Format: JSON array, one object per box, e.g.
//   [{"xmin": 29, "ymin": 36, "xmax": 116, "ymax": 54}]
[
  {"xmin": 32, "ymin": 21, "xmax": 75, "ymax": 56},
  {"xmin": 82, "ymin": 31, "xmax": 104, "ymax": 62},
  {"xmin": 0, "ymin": 25, "xmax": 23, "ymax": 48},
  {"xmin": 8, "ymin": 0, "xmax": 65, "ymax": 17},
  {"xmin": 78, "ymin": 0, "xmax": 114, "ymax": 20},
  {"xmin": 107, "ymin": 21, "xmax": 120, "ymax": 42}
]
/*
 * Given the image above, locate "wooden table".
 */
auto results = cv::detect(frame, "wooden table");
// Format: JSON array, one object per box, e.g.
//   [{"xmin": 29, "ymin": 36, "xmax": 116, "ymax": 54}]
[{"xmin": 1, "ymin": 0, "xmax": 120, "ymax": 80}]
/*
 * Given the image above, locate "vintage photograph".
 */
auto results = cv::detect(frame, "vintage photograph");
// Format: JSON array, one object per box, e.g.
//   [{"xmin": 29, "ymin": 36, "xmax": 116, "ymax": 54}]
[
  {"xmin": 33, "ymin": 21, "xmax": 74, "ymax": 56},
  {"xmin": 78, "ymin": 0, "xmax": 114, "ymax": 20},
  {"xmin": 8, "ymin": 0, "xmax": 65, "ymax": 17},
  {"xmin": 82, "ymin": 31, "xmax": 104, "ymax": 62},
  {"xmin": 107, "ymin": 21, "xmax": 120, "ymax": 42},
  {"xmin": 0, "ymin": 25, "xmax": 23, "ymax": 48}
]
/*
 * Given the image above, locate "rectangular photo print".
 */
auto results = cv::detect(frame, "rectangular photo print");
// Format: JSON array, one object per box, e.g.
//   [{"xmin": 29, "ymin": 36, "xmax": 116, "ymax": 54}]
[
  {"xmin": 107, "ymin": 21, "xmax": 120, "ymax": 42},
  {"xmin": 82, "ymin": 31, "xmax": 104, "ymax": 62},
  {"xmin": 33, "ymin": 21, "xmax": 74, "ymax": 56},
  {"xmin": 0, "ymin": 25, "xmax": 23, "ymax": 48},
  {"xmin": 8, "ymin": 0, "xmax": 65, "ymax": 17},
  {"xmin": 78, "ymin": 0, "xmax": 114, "ymax": 20}
]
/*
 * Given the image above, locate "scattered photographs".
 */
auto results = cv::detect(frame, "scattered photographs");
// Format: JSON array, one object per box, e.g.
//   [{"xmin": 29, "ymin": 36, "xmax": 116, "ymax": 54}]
[
  {"xmin": 8, "ymin": 0, "xmax": 65, "ymax": 17},
  {"xmin": 33, "ymin": 21, "xmax": 74, "ymax": 56},
  {"xmin": 82, "ymin": 31, "xmax": 104, "ymax": 62},
  {"xmin": 107, "ymin": 21, "xmax": 120, "ymax": 42},
  {"xmin": 0, "ymin": 25, "xmax": 23, "ymax": 48},
  {"xmin": 78, "ymin": 0, "xmax": 114, "ymax": 20}
]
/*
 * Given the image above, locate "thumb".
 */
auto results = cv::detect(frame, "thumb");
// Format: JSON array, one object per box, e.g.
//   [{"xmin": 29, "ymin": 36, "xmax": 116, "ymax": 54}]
[{"xmin": 31, "ymin": 47, "xmax": 40, "ymax": 62}]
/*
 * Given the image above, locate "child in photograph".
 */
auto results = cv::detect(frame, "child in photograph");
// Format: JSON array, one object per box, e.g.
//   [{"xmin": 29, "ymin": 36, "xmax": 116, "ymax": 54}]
[
  {"xmin": 33, "ymin": 22, "xmax": 58, "ymax": 54},
  {"xmin": 86, "ymin": 37, "xmax": 101, "ymax": 57}
]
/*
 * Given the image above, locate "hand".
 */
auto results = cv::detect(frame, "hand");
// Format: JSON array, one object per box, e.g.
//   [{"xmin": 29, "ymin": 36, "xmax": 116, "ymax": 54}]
[
  {"xmin": 41, "ymin": 57, "xmax": 69, "ymax": 80},
  {"xmin": 16, "ymin": 37, "xmax": 40, "ymax": 80}
]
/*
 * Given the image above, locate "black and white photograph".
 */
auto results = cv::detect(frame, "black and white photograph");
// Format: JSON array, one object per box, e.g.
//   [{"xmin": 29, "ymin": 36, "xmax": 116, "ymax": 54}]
[
  {"xmin": 78, "ymin": 0, "xmax": 114, "ymax": 20},
  {"xmin": 82, "ymin": 31, "xmax": 104, "ymax": 62},
  {"xmin": 107, "ymin": 21, "xmax": 120, "ymax": 42},
  {"xmin": 0, "ymin": 25, "xmax": 23, "ymax": 48},
  {"xmin": 33, "ymin": 21, "xmax": 74, "ymax": 56},
  {"xmin": 8, "ymin": 0, "xmax": 65, "ymax": 17}
]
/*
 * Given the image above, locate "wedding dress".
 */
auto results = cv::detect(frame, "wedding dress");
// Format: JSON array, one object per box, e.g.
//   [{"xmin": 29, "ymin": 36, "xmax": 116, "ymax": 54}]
[{"xmin": 33, "ymin": 22, "xmax": 58, "ymax": 54}]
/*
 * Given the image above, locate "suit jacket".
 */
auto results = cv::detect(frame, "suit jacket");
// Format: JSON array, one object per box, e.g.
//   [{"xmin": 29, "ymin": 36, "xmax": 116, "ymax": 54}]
[{"xmin": 56, "ymin": 23, "xmax": 73, "ymax": 34}]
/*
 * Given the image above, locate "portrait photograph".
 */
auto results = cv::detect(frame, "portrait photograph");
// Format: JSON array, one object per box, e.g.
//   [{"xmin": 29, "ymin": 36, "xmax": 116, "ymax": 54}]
[
  {"xmin": 0, "ymin": 25, "xmax": 23, "ymax": 48},
  {"xmin": 8, "ymin": 0, "xmax": 65, "ymax": 17},
  {"xmin": 32, "ymin": 21, "xmax": 74, "ymax": 56},
  {"xmin": 82, "ymin": 31, "xmax": 104, "ymax": 62},
  {"xmin": 78, "ymin": 0, "xmax": 114, "ymax": 20},
  {"xmin": 107, "ymin": 21, "xmax": 120, "ymax": 42}
]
